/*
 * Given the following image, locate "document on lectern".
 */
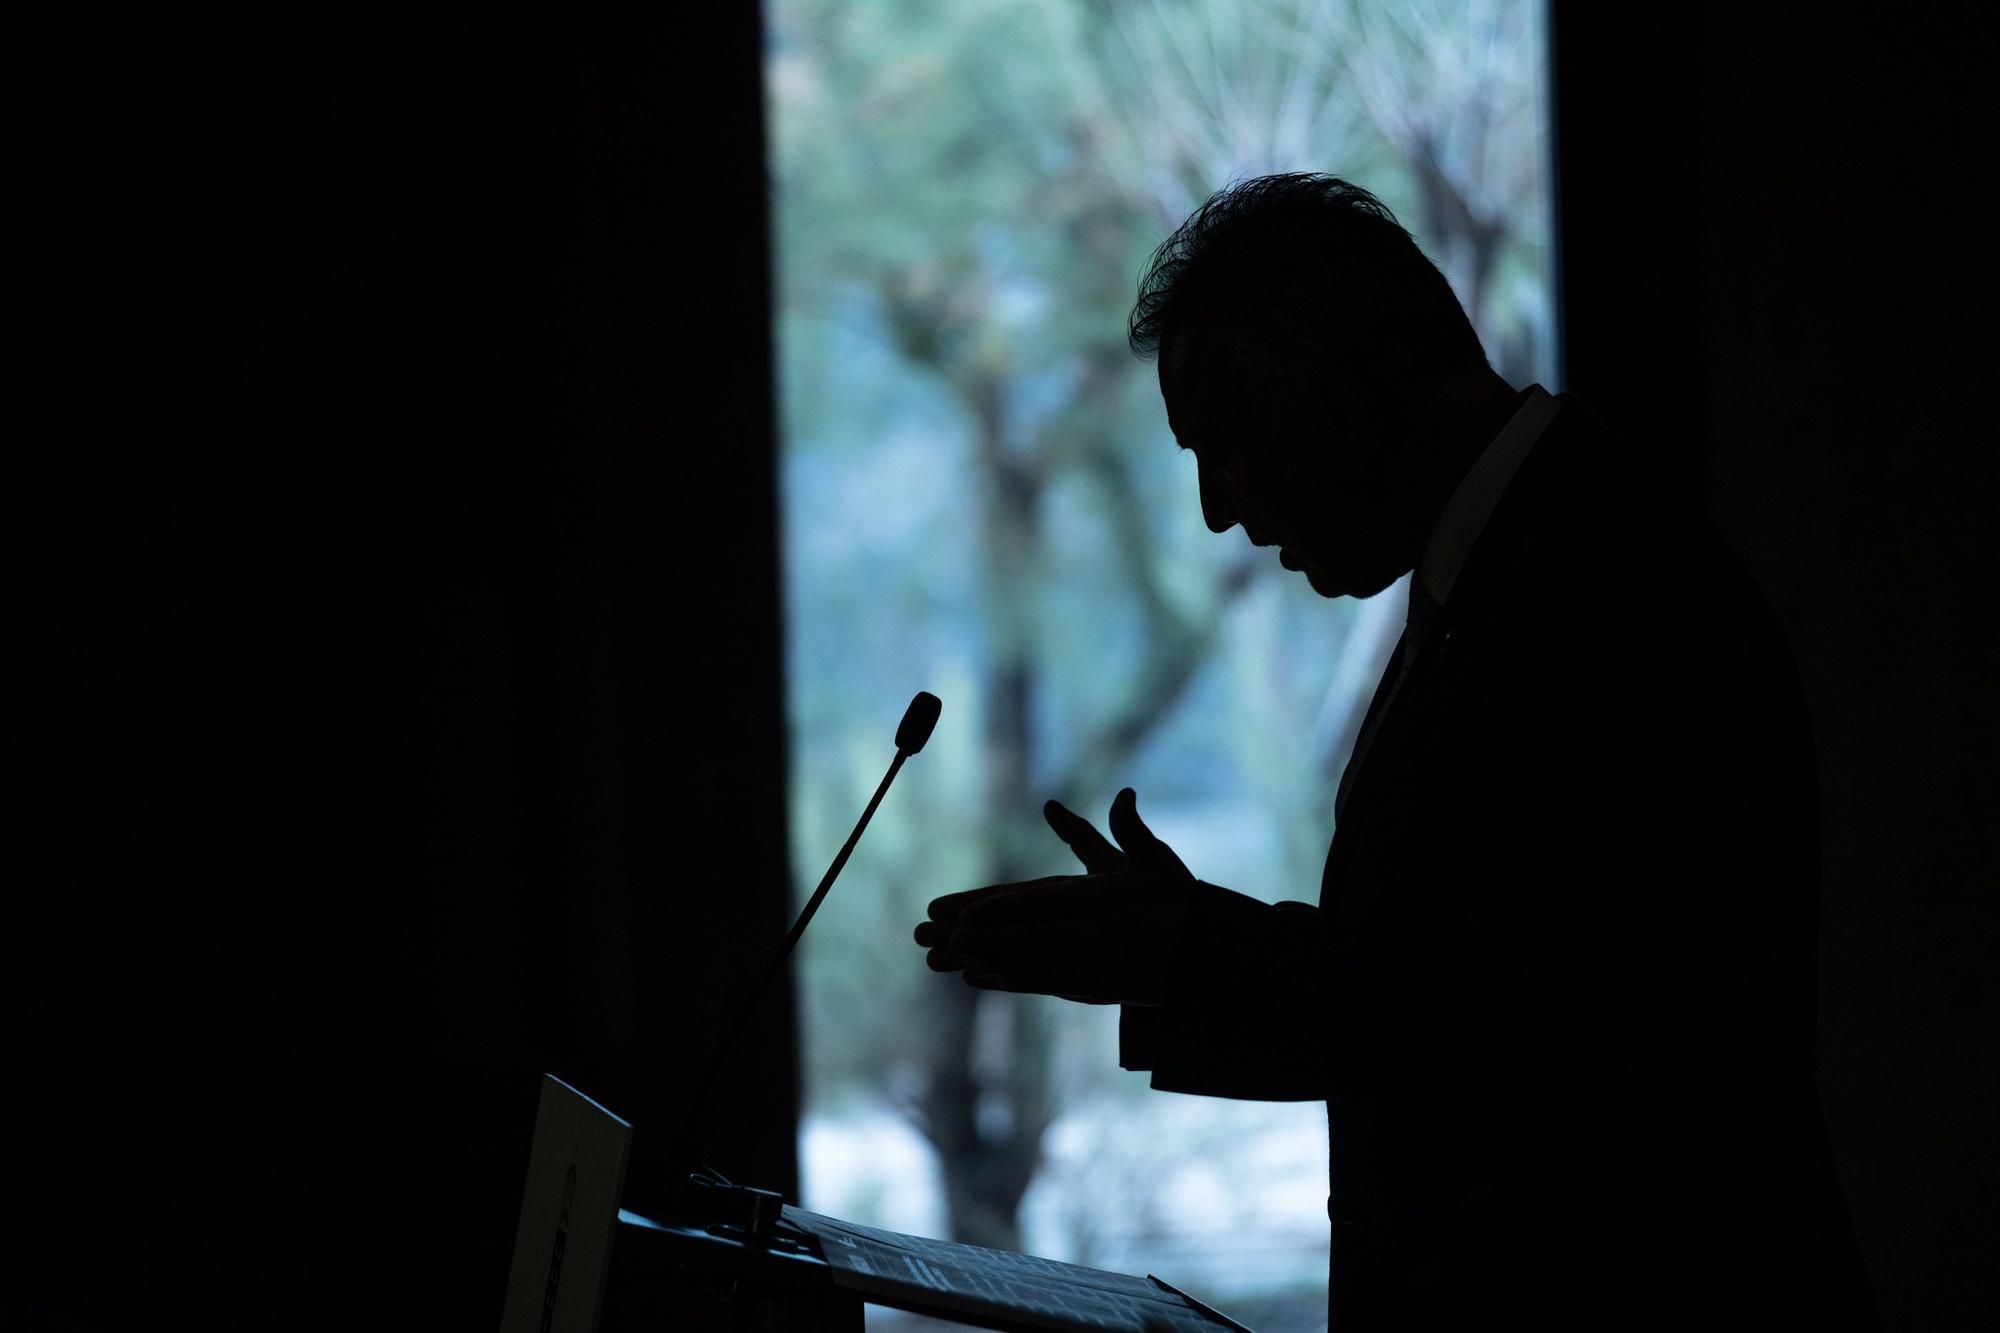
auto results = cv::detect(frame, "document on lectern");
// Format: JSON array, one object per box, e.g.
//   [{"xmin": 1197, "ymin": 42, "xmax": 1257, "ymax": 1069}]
[{"xmin": 782, "ymin": 1206, "xmax": 1248, "ymax": 1332}]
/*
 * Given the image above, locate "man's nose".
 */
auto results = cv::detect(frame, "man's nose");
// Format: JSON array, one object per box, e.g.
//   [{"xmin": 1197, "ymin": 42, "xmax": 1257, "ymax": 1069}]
[{"xmin": 1197, "ymin": 458, "xmax": 1237, "ymax": 534}]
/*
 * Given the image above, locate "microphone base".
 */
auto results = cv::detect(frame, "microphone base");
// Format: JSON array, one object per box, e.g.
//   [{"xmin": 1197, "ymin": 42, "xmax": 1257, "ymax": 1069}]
[{"xmin": 689, "ymin": 1176, "xmax": 787, "ymax": 1239}]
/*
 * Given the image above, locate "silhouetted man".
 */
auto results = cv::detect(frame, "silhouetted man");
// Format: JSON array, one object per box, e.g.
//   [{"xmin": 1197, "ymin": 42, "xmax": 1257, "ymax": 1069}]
[{"xmin": 914, "ymin": 175, "xmax": 1875, "ymax": 1331}]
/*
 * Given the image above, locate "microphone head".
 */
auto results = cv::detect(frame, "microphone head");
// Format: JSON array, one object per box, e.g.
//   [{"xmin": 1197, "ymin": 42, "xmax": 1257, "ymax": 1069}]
[{"xmin": 896, "ymin": 692, "xmax": 942, "ymax": 755}]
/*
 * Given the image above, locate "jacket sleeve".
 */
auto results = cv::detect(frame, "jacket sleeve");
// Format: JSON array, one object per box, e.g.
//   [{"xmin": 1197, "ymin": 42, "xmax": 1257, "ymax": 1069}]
[
  {"xmin": 1119, "ymin": 882, "xmax": 1327, "ymax": 1100},
  {"xmin": 1121, "ymin": 521, "xmax": 1815, "ymax": 1107}
]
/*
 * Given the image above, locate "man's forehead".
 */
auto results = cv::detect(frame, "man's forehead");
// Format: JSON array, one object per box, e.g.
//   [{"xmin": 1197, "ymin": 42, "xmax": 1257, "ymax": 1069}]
[
  {"xmin": 1158, "ymin": 340, "xmax": 1193, "ymax": 441},
  {"xmin": 1161, "ymin": 329, "xmax": 1197, "ymax": 381},
  {"xmin": 1163, "ymin": 328, "xmax": 1255, "ymax": 443},
  {"xmin": 1159, "ymin": 330, "xmax": 1217, "ymax": 426},
  {"xmin": 1161, "ymin": 326, "xmax": 1248, "ymax": 392}
]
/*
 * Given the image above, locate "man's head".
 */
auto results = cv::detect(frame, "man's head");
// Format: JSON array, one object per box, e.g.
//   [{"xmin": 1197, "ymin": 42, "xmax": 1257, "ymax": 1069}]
[{"xmin": 1129, "ymin": 173, "xmax": 1515, "ymax": 599}]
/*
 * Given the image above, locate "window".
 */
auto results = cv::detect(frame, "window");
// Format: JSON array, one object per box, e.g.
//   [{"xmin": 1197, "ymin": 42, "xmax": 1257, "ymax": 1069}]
[{"xmin": 768, "ymin": 1, "xmax": 1554, "ymax": 1323}]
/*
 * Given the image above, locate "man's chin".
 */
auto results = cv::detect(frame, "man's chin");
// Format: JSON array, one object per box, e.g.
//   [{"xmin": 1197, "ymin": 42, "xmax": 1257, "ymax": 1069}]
[
  {"xmin": 1301, "ymin": 562, "xmax": 1399, "ymax": 601},
  {"xmin": 1301, "ymin": 566, "xmax": 1342, "ymax": 598}
]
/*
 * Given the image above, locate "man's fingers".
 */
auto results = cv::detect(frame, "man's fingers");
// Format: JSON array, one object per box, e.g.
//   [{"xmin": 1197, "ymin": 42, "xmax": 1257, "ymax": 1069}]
[
  {"xmin": 955, "ymin": 878, "xmax": 1100, "ymax": 925},
  {"xmin": 926, "ymin": 947, "xmax": 963, "ymax": 973},
  {"xmin": 925, "ymin": 885, "xmax": 1006, "ymax": 922},
  {"xmin": 952, "ymin": 919, "xmax": 1106, "ymax": 963},
  {"xmin": 920, "ymin": 918, "xmax": 1096, "ymax": 962},
  {"xmin": 962, "ymin": 968, "xmax": 1113, "ymax": 1003},
  {"xmin": 1044, "ymin": 799, "xmax": 1125, "ymax": 875},
  {"xmin": 926, "ymin": 876, "xmax": 1072, "ymax": 922}
]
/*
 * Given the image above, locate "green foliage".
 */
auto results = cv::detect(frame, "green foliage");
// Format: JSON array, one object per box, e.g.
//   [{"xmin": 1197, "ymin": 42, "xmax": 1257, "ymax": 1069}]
[{"xmin": 767, "ymin": 0, "xmax": 1553, "ymax": 1261}]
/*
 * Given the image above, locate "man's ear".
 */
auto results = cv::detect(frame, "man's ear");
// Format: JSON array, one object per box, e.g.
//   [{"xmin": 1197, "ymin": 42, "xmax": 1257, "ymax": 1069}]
[{"xmin": 1306, "ymin": 361, "xmax": 1384, "ymax": 462}]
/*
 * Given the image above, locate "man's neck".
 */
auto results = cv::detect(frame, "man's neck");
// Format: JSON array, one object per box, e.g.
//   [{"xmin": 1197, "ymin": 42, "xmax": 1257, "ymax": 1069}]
[{"xmin": 1399, "ymin": 366, "xmax": 1525, "ymax": 568}]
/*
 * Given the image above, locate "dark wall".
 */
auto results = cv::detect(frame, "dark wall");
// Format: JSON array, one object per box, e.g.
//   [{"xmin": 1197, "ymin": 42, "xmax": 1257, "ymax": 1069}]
[
  {"xmin": 1555, "ymin": 6, "xmax": 1999, "ymax": 1328},
  {"xmin": 12, "ymin": 5, "xmax": 793, "ymax": 1329}
]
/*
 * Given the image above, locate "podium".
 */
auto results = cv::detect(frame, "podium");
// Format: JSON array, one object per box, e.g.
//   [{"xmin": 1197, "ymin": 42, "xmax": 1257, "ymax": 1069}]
[{"xmin": 499, "ymin": 1075, "xmax": 1252, "ymax": 1332}]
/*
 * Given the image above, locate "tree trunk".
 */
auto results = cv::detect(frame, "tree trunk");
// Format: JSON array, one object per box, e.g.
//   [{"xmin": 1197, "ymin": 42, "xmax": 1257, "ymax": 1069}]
[{"xmin": 920, "ymin": 365, "xmax": 1053, "ymax": 1251}]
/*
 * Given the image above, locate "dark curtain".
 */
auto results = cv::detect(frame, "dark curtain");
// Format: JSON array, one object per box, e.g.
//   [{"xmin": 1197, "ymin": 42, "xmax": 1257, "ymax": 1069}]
[{"xmin": 11, "ymin": 5, "xmax": 793, "ymax": 1329}]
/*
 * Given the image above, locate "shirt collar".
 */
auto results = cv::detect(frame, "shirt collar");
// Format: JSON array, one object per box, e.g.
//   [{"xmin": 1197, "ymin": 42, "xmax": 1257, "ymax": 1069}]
[{"xmin": 1415, "ymin": 383, "xmax": 1562, "ymax": 610}]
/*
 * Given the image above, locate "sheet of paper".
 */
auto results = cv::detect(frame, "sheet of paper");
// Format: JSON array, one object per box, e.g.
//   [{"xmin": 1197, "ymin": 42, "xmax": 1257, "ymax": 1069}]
[
  {"xmin": 783, "ymin": 1205, "xmax": 1236, "ymax": 1332},
  {"xmin": 499, "ymin": 1075, "xmax": 633, "ymax": 1333}
]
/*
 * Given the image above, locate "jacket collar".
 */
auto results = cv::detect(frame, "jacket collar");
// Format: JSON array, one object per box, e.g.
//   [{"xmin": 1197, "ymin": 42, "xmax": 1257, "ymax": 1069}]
[{"xmin": 1416, "ymin": 384, "xmax": 1564, "ymax": 609}]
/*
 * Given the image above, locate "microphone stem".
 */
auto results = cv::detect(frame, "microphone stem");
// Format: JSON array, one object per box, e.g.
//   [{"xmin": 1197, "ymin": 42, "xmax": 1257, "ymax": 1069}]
[{"xmin": 683, "ymin": 747, "xmax": 909, "ymax": 1164}]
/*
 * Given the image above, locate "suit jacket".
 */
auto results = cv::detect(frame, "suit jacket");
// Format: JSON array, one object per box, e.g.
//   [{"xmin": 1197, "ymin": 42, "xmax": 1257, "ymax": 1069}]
[{"xmin": 1121, "ymin": 393, "xmax": 1877, "ymax": 1331}]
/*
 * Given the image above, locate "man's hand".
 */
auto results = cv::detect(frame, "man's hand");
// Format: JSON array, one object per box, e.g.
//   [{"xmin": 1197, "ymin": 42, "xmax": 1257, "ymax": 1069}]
[{"xmin": 911, "ymin": 788, "xmax": 1195, "ymax": 1006}]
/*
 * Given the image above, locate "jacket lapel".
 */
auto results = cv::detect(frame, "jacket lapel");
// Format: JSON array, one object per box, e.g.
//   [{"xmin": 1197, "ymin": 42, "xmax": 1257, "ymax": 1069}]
[
  {"xmin": 1322, "ymin": 610, "xmax": 1448, "ymax": 912},
  {"xmin": 1334, "ymin": 631, "xmax": 1408, "ymax": 819},
  {"xmin": 1319, "ymin": 392, "xmax": 1599, "ymax": 914}
]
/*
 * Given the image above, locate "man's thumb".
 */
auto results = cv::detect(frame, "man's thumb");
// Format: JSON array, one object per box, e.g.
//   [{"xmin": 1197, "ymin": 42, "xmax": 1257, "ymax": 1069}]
[{"xmin": 1109, "ymin": 787, "xmax": 1176, "ymax": 869}]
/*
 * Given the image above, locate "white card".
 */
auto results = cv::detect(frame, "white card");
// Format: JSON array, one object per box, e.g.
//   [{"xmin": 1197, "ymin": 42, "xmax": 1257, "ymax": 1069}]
[{"xmin": 499, "ymin": 1075, "xmax": 633, "ymax": 1333}]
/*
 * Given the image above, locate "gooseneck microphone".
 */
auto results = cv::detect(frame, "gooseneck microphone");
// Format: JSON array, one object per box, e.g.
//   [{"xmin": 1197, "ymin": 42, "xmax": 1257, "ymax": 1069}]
[{"xmin": 680, "ymin": 691, "xmax": 942, "ymax": 1181}]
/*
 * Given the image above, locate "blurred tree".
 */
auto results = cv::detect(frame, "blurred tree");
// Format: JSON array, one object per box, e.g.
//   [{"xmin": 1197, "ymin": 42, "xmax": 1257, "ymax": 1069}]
[
  {"xmin": 1282, "ymin": 0, "xmax": 1551, "ymax": 382},
  {"xmin": 766, "ymin": 0, "xmax": 1550, "ymax": 1253}
]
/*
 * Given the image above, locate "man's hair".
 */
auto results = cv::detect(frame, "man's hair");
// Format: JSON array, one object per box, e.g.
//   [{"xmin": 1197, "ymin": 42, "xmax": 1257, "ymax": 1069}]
[{"xmin": 1128, "ymin": 173, "xmax": 1486, "ymax": 393}]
